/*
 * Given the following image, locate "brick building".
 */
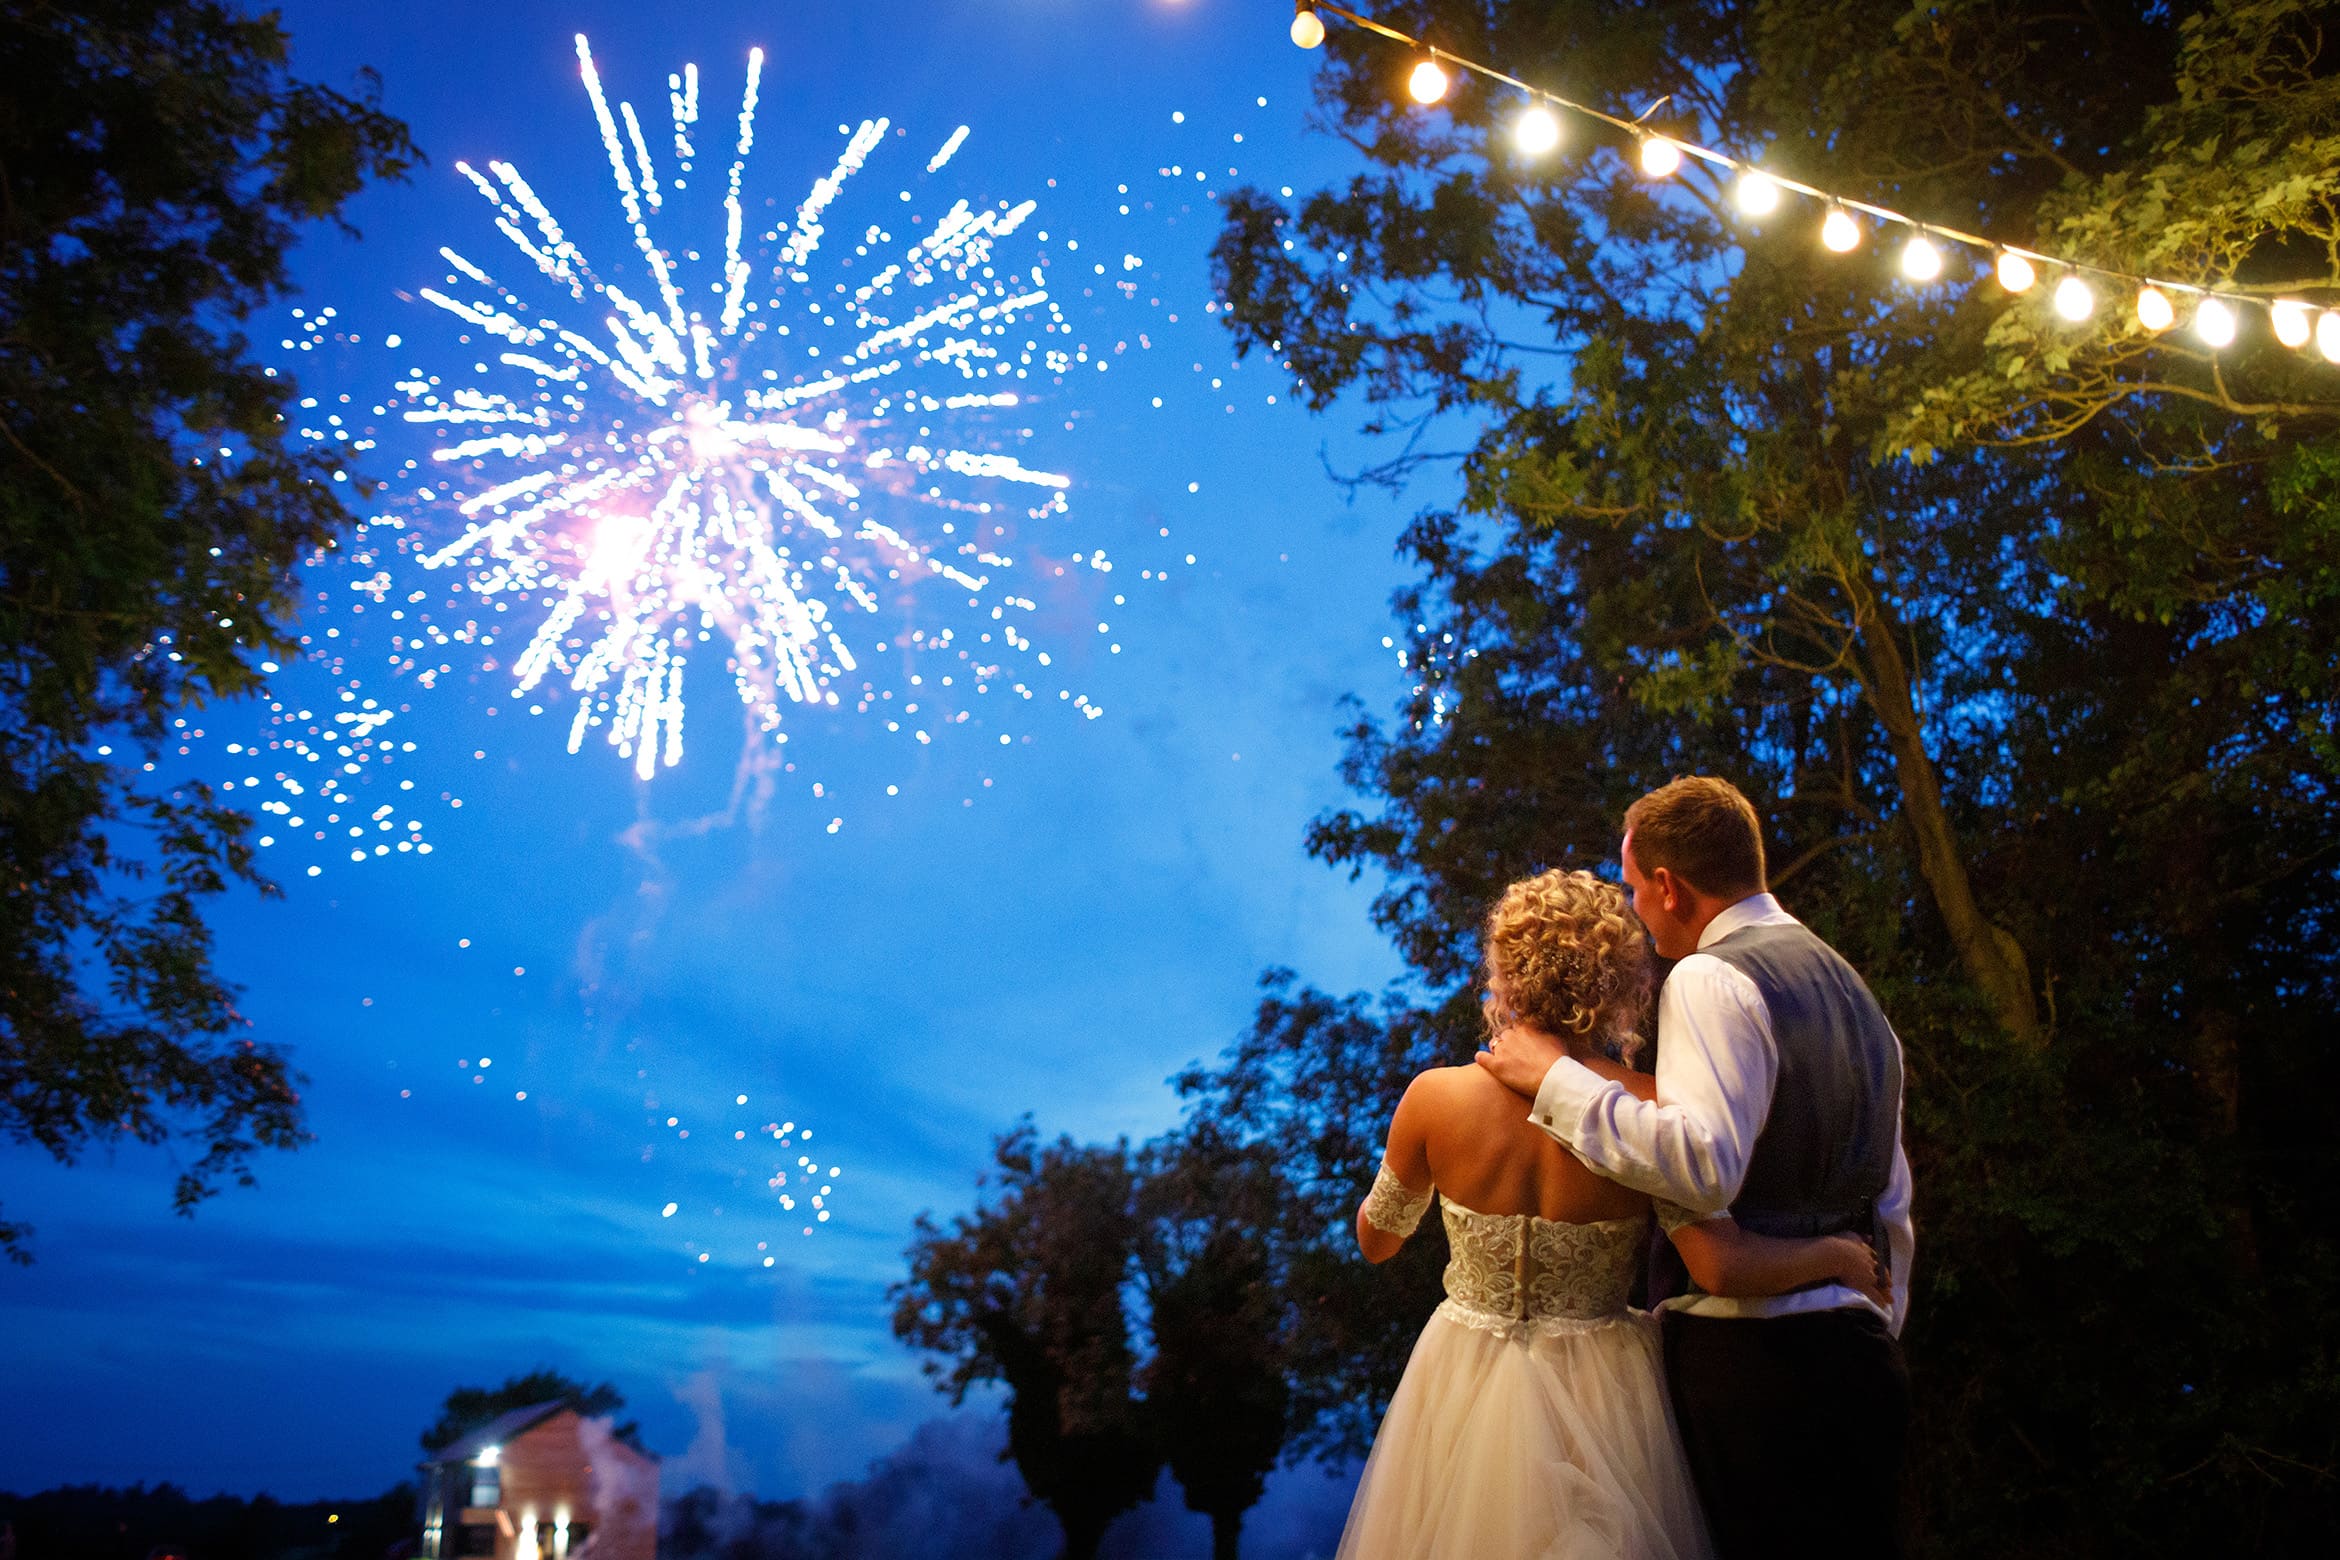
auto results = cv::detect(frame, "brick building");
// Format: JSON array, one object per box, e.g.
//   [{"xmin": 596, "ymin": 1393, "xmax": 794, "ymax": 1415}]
[{"xmin": 418, "ymin": 1402, "xmax": 658, "ymax": 1559}]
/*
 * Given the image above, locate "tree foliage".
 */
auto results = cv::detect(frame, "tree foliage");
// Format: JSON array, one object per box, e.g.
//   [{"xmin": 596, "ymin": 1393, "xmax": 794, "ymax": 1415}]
[
  {"xmin": 895, "ymin": 1123, "xmax": 1306, "ymax": 1560},
  {"xmin": 0, "ymin": 1, "xmax": 414, "ymax": 1259},
  {"xmin": 1133, "ymin": 1124, "xmax": 1293, "ymax": 1560},
  {"xmin": 893, "ymin": 1126, "xmax": 1160, "ymax": 1560},
  {"xmin": 1204, "ymin": 0, "xmax": 2339, "ymax": 1549}
]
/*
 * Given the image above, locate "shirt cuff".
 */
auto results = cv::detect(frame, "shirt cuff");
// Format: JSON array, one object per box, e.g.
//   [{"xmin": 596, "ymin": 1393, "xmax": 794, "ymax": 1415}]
[
  {"xmin": 1528, "ymin": 1055, "xmax": 1610, "ymax": 1142},
  {"xmin": 1653, "ymin": 1200, "xmax": 1714, "ymax": 1234}
]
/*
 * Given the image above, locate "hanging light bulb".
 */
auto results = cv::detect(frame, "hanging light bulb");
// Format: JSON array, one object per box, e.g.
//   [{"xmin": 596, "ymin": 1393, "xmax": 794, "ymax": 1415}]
[
  {"xmin": 1900, "ymin": 233, "xmax": 1943, "ymax": 283},
  {"xmin": 2053, "ymin": 273, "xmax": 2095, "ymax": 321},
  {"xmin": 1819, "ymin": 206, "xmax": 1861, "ymax": 253},
  {"xmin": 2270, "ymin": 299, "xmax": 2311, "ymax": 348},
  {"xmin": 1290, "ymin": 2, "xmax": 1325, "ymax": 49},
  {"xmin": 1639, "ymin": 135, "xmax": 1681, "ymax": 178},
  {"xmin": 1408, "ymin": 56, "xmax": 1450, "ymax": 104},
  {"xmin": 2135, "ymin": 286, "xmax": 2174, "ymax": 332},
  {"xmin": 1734, "ymin": 169, "xmax": 1781, "ymax": 218},
  {"xmin": 2194, "ymin": 296, "xmax": 2236, "ymax": 349},
  {"xmin": 1996, "ymin": 251, "xmax": 2037, "ymax": 293},
  {"xmin": 1513, "ymin": 104, "xmax": 1561, "ymax": 156},
  {"xmin": 2318, "ymin": 309, "xmax": 2340, "ymax": 363}
]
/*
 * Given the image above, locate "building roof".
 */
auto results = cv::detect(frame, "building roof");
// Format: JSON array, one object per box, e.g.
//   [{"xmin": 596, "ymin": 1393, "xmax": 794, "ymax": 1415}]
[
  {"xmin": 422, "ymin": 1401, "xmax": 661, "ymax": 1466},
  {"xmin": 424, "ymin": 1401, "xmax": 571, "ymax": 1465}
]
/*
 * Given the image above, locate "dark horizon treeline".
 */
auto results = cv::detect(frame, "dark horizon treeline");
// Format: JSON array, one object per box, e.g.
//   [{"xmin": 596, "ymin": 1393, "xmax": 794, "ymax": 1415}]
[
  {"xmin": 0, "ymin": 1418, "xmax": 1352, "ymax": 1560},
  {"xmin": 0, "ymin": 1484, "xmax": 412, "ymax": 1560}
]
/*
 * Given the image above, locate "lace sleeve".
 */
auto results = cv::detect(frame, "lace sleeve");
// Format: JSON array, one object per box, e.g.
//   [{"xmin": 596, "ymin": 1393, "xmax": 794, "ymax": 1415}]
[{"xmin": 1362, "ymin": 1162, "xmax": 1434, "ymax": 1238}]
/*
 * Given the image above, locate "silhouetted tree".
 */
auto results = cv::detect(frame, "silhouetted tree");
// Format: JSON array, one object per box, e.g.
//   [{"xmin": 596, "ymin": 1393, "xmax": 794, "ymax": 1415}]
[
  {"xmin": 0, "ymin": 0, "xmax": 415, "ymax": 1261},
  {"xmin": 892, "ymin": 1126, "xmax": 1158, "ymax": 1560},
  {"xmin": 1136, "ymin": 1123, "xmax": 1294, "ymax": 1560}
]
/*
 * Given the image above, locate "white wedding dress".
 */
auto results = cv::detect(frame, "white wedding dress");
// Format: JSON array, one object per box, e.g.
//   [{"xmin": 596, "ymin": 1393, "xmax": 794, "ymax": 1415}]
[{"xmin": 1336, "ymin": 1183, "xmax": 1715, "ymax": 1560}]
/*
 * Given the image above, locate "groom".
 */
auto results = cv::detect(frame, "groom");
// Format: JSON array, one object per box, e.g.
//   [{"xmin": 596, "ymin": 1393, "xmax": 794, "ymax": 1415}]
[{"xmin": 1479, "ymin": 776, "xmax": 1914, "ymax": 1557}]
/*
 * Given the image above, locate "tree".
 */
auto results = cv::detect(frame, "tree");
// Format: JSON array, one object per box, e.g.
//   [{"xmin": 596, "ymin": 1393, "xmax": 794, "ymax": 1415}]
[
  {"xmin": 0, "ymin": 1, "xmax": 415, "ymax": 1260},
  {"xmin": 1173, "ymin": 979, "xmax": 1458, "ymax": 1464},
  {"xmin": 421, "ymin": 1369, "xmax": 638, "ymax": 1454},
  {"xmin": 1210, "ymin": 0, "xmax": 2338, "ymax": 1549},
  {"xmin": 892, "ymin": 1126, "xmax": 1159, "ymax": 1560},
  {"xmin": 1133, "ymin": 1124, "xmax": 1294, "ymax": 1560}
]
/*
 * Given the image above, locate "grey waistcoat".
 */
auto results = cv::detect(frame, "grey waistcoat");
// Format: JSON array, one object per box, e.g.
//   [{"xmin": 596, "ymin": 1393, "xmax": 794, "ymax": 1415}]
[{"xmin": 1700, "ymin": 919, "xmax": 1902, "ymax": 1250}]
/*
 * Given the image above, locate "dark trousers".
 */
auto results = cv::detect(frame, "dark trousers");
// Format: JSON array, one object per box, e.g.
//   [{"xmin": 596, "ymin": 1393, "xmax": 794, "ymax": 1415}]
[{"xmin": 1661, "ymin": 1307, "xmax": 1911, "ymax": 1560}]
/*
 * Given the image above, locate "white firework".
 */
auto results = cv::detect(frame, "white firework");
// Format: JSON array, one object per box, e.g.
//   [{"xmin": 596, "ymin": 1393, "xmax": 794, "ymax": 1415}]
[{"xmin": 401, "ymin": 35, "xmax": 1089, "ymax": 780}]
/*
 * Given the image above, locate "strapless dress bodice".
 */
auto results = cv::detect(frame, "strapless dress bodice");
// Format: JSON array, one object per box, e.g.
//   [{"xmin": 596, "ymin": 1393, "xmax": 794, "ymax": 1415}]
[{"xmin": 1435, "ymin": 1201, "xmax": 1646, "ymax": 1339}]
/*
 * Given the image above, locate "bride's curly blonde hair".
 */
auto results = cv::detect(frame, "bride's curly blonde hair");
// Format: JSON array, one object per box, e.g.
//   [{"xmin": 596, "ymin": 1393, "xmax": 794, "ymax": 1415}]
[{"xmin": 1483, "ymin": 869, "xmax": 1652, "ymax": 1052}]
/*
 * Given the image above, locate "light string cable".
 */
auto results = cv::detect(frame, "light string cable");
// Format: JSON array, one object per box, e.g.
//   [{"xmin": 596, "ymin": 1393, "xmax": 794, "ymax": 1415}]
[{"xmin": 1286, "ymin": 1, "xmax": 2340, "ymax": 359}]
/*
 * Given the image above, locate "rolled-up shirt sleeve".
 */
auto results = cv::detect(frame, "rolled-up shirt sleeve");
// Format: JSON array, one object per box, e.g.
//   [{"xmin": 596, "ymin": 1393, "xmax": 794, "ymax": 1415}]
[
  {"xmin": 1879, "ymin": 1135, "xmax": 1915, "ymax": 1337},
  {"xmin": 1527, "ymin": 953, "xmax": 1778, "ymax": 1215}
]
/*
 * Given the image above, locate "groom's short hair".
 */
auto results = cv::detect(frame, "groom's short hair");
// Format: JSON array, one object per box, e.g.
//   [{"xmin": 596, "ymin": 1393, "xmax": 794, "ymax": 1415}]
[{"xmin": 1625, "ymin": 777, "xmax": 1767, "ymax": 901}]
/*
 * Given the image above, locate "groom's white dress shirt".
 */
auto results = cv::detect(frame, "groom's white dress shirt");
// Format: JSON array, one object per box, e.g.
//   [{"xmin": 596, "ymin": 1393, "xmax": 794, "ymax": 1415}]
[{"xmin": 1528, "ymin": 893, "xmax": 1915, "ymax": 1335}]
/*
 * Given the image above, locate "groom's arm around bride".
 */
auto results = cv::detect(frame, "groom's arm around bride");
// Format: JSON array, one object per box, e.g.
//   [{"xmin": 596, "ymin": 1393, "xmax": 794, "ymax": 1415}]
[{"xmin": 1481, "ymin": 777, "xmax": 1915, "ymax": 1560}]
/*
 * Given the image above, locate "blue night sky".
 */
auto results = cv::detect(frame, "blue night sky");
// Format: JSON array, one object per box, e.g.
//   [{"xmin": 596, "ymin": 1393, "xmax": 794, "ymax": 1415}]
[{"xmin": 2, "ymin": 0, "xmax": 1441, "ymax": 1514}]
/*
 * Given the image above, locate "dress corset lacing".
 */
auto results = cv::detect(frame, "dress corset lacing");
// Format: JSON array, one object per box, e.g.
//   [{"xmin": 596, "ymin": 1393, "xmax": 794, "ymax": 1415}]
[{"xmin": 1433, "ymin": 1201, "xmax": 1645, "ymax": 1342}]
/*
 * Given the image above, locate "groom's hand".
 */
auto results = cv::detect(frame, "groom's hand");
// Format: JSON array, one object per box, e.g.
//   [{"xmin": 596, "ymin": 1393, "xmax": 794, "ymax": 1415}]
[{"xmin": 1476, "ymin": 1022, "xmax": 1567, "ymax": 1099}]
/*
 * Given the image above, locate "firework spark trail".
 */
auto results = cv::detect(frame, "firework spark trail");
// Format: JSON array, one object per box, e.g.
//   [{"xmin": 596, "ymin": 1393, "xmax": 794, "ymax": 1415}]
[{"xmin": 397, "ymin": 35, "xmax": 1101, "ymax": 782}]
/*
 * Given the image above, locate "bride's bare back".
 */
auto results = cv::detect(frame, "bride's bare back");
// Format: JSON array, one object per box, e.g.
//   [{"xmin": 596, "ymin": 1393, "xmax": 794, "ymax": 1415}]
[{"xmin": 1388, "ymin": 1057, "xmax": 1654, "ymax": 1224}]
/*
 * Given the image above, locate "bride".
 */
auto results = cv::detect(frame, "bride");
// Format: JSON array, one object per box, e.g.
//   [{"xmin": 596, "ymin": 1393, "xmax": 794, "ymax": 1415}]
[{"xmin": 1337, "ymin": 869, "xmax": 1886, "ymax": 1560}]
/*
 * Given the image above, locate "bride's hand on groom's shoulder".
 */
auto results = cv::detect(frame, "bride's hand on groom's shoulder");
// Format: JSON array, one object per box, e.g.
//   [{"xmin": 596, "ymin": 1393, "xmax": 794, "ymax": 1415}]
[{"xmin": 1476, "ymin": 1022, "xmax": 1567, "ymax": 1098}]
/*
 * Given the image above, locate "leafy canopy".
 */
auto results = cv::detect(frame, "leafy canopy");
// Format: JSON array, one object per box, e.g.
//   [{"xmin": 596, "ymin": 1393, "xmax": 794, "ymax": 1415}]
[
  {"xmin": 1200, "ymin": 0, "xmax": 2339, "ymax": 1549},
  {"xmin": 0, "ymin": 1, "xmax": 413, "ymax": 1260}
]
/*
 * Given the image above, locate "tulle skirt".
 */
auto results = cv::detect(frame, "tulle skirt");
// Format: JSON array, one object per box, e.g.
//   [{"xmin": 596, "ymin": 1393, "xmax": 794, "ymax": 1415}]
[{"xmin": 1336, "ymin": 1304, "xmax": 1714, "ymax": 1560}]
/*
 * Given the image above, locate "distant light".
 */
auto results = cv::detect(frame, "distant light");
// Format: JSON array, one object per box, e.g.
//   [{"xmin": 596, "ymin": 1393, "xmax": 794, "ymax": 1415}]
[
  {"xmin": 1408, "ymin": 58, "xmax": 1450, "ymax": 105},
  {"xmin": 2135, "ymin": 286, "xmax": 2174, "ymax": 332},
  {"xmin": 1290, "ymin": 4, "xmax": 1325, "ymax": 49},
  {"xmin": 1820, "ymin": 207, "xmax": 1860, "ymax": 253},
  {"xmin": 2270, "ymin": 299, "xmax": 2311, "ymax": 348},
  {"xmin": 1639, "ymin": 136, "xmax": 1681, "ymax": 178},
  {"xmin": 1513, "ymin": 105, "xmax": 1561, "ymax": 157},
  {"xmin": 2054, "ymin": 274, "xmax": 2095, "ymax": 321},
  {"xmin": 2194, "ymin": 296, "xmax": 2236, "ymax": 348},
  {"xmin": 475, "ymin": 1447, "xmax": 500, "ymax": 1468},
  {"xmin": 1734, "ymin": 170, "xmax": 1781, "ymax": 217},
  {"xmin": 2318, "ymin": 310, "xmax": 2340, "ymax": 363},
  {"xmin": 1900, "ymin": 234, "xmax": 1943, "ymax": 283},
  {"xmin": 1996, "ymin": 251, "xmax": 2037, "ymax": 293}
]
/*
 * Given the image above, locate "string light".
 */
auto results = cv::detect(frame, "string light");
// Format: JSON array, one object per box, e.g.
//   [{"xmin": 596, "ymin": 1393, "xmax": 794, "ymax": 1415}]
[
  {"xmin": 1900, "ymin": 233, "xmax": 1943, "ymax": 283},
  {"xmin": 2271, "ymin": 300, "xmax": 2311, "ymax": 348},
  {"xmin": 1408, "ymin": 55, "xmax": 1450, "ymax": 104},
  {"xmin": 1735, "ymin": 169, "xmax": 1781, "ymax": 218},
  {"xmin": 1286, "ymin": 2, "xmax": 2335, "ymax": 365},
  {"xmin": 2194, "ymin": 296, "xmax": 2237, "ymax": 349},
  {"xmin": 2054, "ymin": 274, "xmax": 2097, "ymax": 322},
  {"xmin": 1820, "ymin": 206, "xmax": 1861, "ymax": 254},
  {"xmin": 1513, "ymin": 103, "xmax": 1562, "ymax": 156}
]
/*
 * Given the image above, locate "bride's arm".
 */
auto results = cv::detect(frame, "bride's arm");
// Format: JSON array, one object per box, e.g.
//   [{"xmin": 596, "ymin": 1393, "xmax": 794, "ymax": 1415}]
[
  {"xmin": 1667, "ymin": 1214, "xmax": 1890, "ymax": 1306},
  {"xmin": 1355, "ymin": 1073, "xmax": 1436, "ymax": 1264}
]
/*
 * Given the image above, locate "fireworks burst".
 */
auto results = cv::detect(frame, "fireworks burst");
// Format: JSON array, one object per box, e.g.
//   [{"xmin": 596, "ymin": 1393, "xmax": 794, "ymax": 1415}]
[{"xmin": 401, "ymin": 35, "xmax": 1102, "ymax": 781}]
